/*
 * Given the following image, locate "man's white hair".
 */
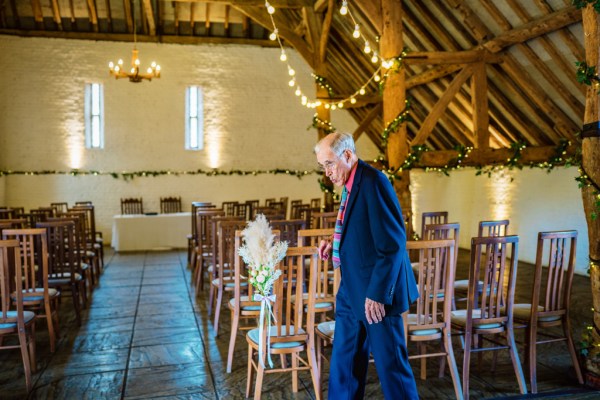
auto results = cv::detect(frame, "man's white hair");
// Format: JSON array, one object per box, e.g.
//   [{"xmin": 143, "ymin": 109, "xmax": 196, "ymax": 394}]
[{"xmin": 314, "ymin": 132, "xmax": 356, "ymax": 157}]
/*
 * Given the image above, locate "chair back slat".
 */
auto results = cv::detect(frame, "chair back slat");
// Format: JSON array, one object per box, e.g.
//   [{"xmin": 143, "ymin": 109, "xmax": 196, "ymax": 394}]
[
  {"xmin": 160, "ymin": 197, "xmax": 182, "ymax": 214},
  {"xmin": 121, "ymin": 198, "xmax": 144, "ymax": 215},
  {"xmin": 478, "ymin": 220, "xmax": 509, "ymax": 237},
  {"xmin": 270, "ymin": 219, "xmax": 307, "ymax": 247},
  {"xmin": 2, "ymin": 229, "xmax": 49, "ymax": 297},
  {"xmin": 420, "ymin": 211, "xmax": 448, "ymax": 238}
]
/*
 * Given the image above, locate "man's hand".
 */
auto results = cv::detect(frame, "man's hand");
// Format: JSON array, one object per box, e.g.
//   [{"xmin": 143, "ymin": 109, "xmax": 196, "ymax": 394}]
[
  {"xmin": 318, "ymin": 238, "xmax": 332, "ymax": 260},
  {"xmin": 365, "ymin": 298, "xmax": 385, "ymax": 324}
]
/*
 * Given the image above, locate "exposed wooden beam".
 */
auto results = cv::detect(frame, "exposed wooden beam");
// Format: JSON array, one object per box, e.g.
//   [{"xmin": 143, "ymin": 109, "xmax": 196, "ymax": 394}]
[
  {"xmin": 533, "ymin": 0, "xmax": 584, "ymax": 60},
  {"xmin": 411, "ymin": 65, "xmax": 473, "ymax": 145},
  {"xmin": 443, "ymin": 0, "xmax": 492, "ymax": 42},
  {"xmin": 353, "ymin": 0, "xmax": 382, "ymax": 33},
  {"xmin": 0, "ymin": 28, "xmax": 281, "ymax": 46},
  {"xmin": 418, "ymin": 145, "xmax": 578, "ymax": 168},
  {"xmin": 314, "ymin": 0, "xmax": 328, "ymax": 13},
  {"xmin": 142, "ymin": 0, "xmax": 155, "ymax": 36},
  {"xmin": 483, "ymin": 5, "xmax": 581, "ymax": 53},
  {"xmin": 190, "ymin": 2, "xmax": 196, "ymax": 31},
  {"xmin": 406, "ymin": 65, "xmax": 462, "ymax": 89},
  {"xmin": 405, "ymin": 50, "xmax": 501, "ymax": 65},
  {"xmin": 173, "ymin": 0, "xmax": 310, "ymax": 6},
  {"xmin": 30, "ymin": 0, "xmax": 44, "ymax": 30},
  {"xmin": 234, "ymin": 5, "xmax": 314, "ymax": 69},
  {"xmin": 318, "ymin": 0, "xmax": 333, "ymax": 65},
  {"xmin": 9, "ymin": 0, "xmax": 19, "ymax": 29},
  {"xmin": 302, "ymin": 6, "xmax": 320, "ymax": 57},
  {"xmin": 86, "ymin": 0, "xmax": 98, "ymax": 33},
  {"xmin": 124, "ymin": 0, "xmax": 133, "ymax": 34},
  {"xmin": 50, "ymin": 0, "xmax": 62, "ymax": 31},
  {"xmin": 205, "ymin": 3, "xmax": 210, "ymax": 30},
  {"xmin": 105, "ymin": 0, "xmax": 113, "ymax": 32},
  {"xmin": 472, "ymin": 61, "xmax": 489, "ymax": 149},
  {"xmin": 224, "ymin": 5, "xmax": 230, "ymax": 37},
  {"xmin": 242, "ymin": 15, "xmax": 249, "ymax": 38},
  {"xmin": 353, "ymin": 103, "xmax": 382, "ymax": 141}
]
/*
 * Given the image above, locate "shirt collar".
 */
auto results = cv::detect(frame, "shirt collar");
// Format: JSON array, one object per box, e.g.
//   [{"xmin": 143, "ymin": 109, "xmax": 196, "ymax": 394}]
[{"xmin": 345, "ymin": 162, "xmax": 358, "ymax": 193}]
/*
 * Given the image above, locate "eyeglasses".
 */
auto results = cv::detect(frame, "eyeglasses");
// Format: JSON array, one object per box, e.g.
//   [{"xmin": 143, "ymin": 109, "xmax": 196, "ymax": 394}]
[{"xmin": 318, "ymin": 159, "xmax": 338, "ymax": 173}]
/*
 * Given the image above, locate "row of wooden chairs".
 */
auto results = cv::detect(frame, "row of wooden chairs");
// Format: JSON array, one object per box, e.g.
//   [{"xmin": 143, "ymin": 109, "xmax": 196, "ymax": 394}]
[
  {"xmin": 120, "ymin": 197, "xmax": 182, "ymax": 215},
  {"xmin": 0, "ymin": 202, "xmax": 105, "ymax": 392}
]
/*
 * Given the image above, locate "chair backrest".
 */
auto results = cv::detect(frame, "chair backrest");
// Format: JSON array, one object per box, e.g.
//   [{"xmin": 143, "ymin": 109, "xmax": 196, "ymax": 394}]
[
  {"xmin": 2, "ymin": 228, "xmax": 50, "ymax": 302},
  {"xmin": 70, "ymin": 205, "xmax": 97, "ymax": 245},
  {"xmin": 233, "ymin": 231, "xmax": 259, "ymax": 310},
  {"xmin": 121, "ymin": 198, "xmax": 144, "ymax": 215},
  {"xmin": 245, "ymin": 200, "xmax": 260, "ymax": 220},
  {"xmin": 160, "ymin": 197, "xmax": 182, "ymax": 214},
  {"xmin": 233, "ymin": 203, "xmax": 250, "ymax": 220},
  {"xmin": 420, "ymin": 211, "xmax": 448, "ymax": 238},
  {"xmin": 254, "ymin": 207, "xmax": 285, "ymax": 221},
  {"xmin": 271, "ymin": 247, "xmax": 319, "ymax": 342},
  {"xmin": 279, "ymin": 197, "xmax": 289, "ymax": 218},
  {"xmin": 297, "ymin": 228, "xmax": 335, "ymax": 247},
  {"xmin": 195, "ymin": 209, "xmax": 226, "ymax": 261},
  {"xmin": 75, "ymin": 201, "xmax": 93, "ymax": 206},
  {"xmin": 0, "ymin": 209, "xmax": 17, "ymax": 219},
  {"xmin": 531, "ymin": 230, "xmax": 577, "ymax": 321},
  {"xmin": 468, "ymin": 235, "xmax": 520, "ymax": 328},
  {"xmin": 50, "ymin": 202, "xmax": 69, "ymax": 214},
  {"xmin": 310, "ymin": 198, "xmax": 321, "ymax": 210},
  {"xmin": 221, "ymin": 201, "xmax": 238, "ymax": 216},
  {"xmin": 424, "ymin": 222, "xmax": 460, "ymax": 274},
  {"xmin": 217, "ymin": 220, "xmax": 249, "ymax": 284},
  {"xmin": 0, "ymin": 219, "xmax": 28, "ymax": 229},
  {"xmin": 36, "ymin": 221, "xmax": 80, "ymax": 282},
  {"xmin": 406, "ymin": 239, "xmax": 456, "ymax": 335},
  {"xmin": 478, "ymin": 219, "xmax": 509, "ymax": 237},
  {"xmin": 191, "ymin": 202, "xmax": 215, "ymax": 240},
  {"xmin": 265, "ymin": 198, "xmax": 276, "ymax": 207},
  {"xmin": 311, "ymin": 211, "xmax": 337, "ymax": 229},
  {"xmin": 270, "ymin": 219, "xmax": 307, "ymax": 247},
  {"xmin": 0, "ymin": 239, "xmax": 26, "ymax": 328},
  {"xmin": 29, "ymin": 208, "xmax": 55, "ymax": 226}
]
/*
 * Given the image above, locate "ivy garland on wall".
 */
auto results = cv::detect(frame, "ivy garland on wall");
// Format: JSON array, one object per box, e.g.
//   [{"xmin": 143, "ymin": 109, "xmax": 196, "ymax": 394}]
[{"xmin": 0, "ymin": 168, "xmax": 321, "ymax": 181}]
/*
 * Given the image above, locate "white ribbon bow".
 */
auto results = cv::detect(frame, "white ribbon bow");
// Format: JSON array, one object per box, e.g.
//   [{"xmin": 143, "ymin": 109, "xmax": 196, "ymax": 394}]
[{"xmin": 254, "ymin": 293, "xmax": 277, "ymax": 368}]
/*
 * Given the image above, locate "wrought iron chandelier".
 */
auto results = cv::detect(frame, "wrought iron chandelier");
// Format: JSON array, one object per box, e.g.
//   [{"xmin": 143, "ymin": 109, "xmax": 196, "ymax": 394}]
[{"xmin": 108, "ymin": 6, "xmax": 160, "ymax": 83}]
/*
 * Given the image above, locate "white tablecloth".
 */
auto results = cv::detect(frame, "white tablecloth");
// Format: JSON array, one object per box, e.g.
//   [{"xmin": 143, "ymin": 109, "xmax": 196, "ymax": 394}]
[{"xmin": 111, "ymin": 212, "xmax": 191, "ymax": 251}]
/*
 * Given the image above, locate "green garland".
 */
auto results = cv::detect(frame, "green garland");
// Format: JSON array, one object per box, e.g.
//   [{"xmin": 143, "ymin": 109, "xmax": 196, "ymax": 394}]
[
  {"xmin": 573, "ymin": 0, "xmax": 600, "ymax": 12},
  {"xmin": 380, "ymin": 98, "xmax": 412, "ymax": 148},
  {"xmin": 0, "ymin": 168, "xmax": 321, "ymax": 181},
  {"xmin": 575, "ymin": 61, "xmax": 600, "ymax": 93},
  {"xmin": 312, "ymin": 74, "xmax": 335, "ymax": 98},
  {"xmin": 576, "ymin": 166, "xmax": 600, "ymax": 220},
  {"xmin": 378, "ymin": 48, "xmax": 410, "ymax": 93},
  {"xmin": 309, "ymin": 114, "xmax": 336, "ymax": 134},
  {"xmin": 425, "ymin": 145, "xmax": 473, "ymax": 176}
]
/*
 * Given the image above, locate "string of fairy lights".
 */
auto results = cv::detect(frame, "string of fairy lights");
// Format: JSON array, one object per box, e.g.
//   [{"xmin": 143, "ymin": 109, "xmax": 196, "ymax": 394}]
[{"xmin": 263, "ymin": 0, "xmax": 401, "ymax": 110}]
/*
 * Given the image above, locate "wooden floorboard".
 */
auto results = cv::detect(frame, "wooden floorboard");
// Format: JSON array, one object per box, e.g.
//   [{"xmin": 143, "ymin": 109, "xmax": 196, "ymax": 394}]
[{"xmin": 0, "ymin": 248, "xmax": 598, "ymax": 399}]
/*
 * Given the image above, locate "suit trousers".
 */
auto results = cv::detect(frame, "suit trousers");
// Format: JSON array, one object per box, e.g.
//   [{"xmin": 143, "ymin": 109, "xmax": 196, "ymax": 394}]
[{"xmin": 328, "ymin": 287, "xmax": 418, "ymax": 400}]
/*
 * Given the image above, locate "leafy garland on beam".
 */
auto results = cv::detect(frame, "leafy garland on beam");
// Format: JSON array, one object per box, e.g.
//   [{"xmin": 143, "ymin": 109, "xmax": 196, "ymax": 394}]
[
  {"xmin": 424, "ymin": 145, "xmax": 473, "ymax": 176},
  {"xmin": 309, "ymin": 114, "xmax": 336, "ymax": 135},
  {"xmin": 380, "ymin": 98, "xmax": 412, "ymax": 148},
  {"xmin": 0, "ymin": 168, "xmax": 321, "ymax": 182},
  {"xmin": 312, "ymin": 74, "xmax": 335, "ymax": 98},
  {"xmin": 379, "ymin": 48, "xmax": 410, "ymax": 93},
  {"xmin": 573, "ymin": 0, "xmax": 600, "ymax": 12},
  {"xmin": 575, "ymin": 61, "xmax": 600, "ymax": 94},
  {"xmin": 575, "ymin": 166, "xmax": 600, "ymax": 220}
]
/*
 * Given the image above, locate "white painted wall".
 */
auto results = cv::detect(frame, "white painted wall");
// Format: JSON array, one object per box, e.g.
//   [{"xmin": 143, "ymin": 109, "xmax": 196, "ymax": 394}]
[{"xmin": 410, "ymin": 167, "xmax": 590, "ymax": 275}]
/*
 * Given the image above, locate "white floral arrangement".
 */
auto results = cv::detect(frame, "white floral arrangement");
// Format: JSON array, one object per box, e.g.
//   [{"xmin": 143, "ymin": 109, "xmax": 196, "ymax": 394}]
[{"xmin": 237, "ymin": 214, "xmax": 288, "ymax": 298}]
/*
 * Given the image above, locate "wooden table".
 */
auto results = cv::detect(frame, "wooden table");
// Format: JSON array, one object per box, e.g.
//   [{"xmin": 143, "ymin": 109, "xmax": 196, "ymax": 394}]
[{"xmin": 111, "ymin": 212, "xmax": 191, "ymax": 251}]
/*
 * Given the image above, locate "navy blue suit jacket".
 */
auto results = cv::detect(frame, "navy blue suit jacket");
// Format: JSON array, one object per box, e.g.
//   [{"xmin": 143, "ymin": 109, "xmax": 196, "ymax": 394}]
[{"xmin": 338, "ymin": 159, "xmax": 418, "ymax": 321}]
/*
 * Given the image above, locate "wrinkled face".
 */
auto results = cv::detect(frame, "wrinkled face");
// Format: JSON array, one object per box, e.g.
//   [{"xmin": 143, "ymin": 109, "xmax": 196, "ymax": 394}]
[{"xmin": 316, "ymin": 145, "xmax": 353, "ymax": 187}]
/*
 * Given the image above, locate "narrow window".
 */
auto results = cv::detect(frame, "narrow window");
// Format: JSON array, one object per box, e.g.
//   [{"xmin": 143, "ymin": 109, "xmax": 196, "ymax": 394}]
[
  {"xmin": 84, "ymin": 83, "xmax": 104, "ymax": 149},
  {"xmin": 185, "ymin": 86, "xmax": 204, "ymax": 150}
]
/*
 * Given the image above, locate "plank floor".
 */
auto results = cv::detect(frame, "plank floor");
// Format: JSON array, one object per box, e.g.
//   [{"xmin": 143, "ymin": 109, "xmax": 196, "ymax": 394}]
[{"xmin": 1, "ymin": 248, "xmax": 599, "ymax": 399}]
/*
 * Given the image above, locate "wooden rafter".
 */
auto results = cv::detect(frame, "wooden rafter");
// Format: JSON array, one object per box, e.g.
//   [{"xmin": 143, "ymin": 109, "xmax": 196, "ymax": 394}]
[
  {"xmin": 124, "ymin": 0, "xmax": 133, "ymax": 33},
  {"xmin": 86, "ymin": 0, "xmax": 98, "ymax": 32},
  {"xmin": 318, "ymin": 0, "xmax": 333, "ymax": 65},
  {"xmin": 224, "ymin": 5, "xmax": 230, "ymax": 36},
  {"xmin": 302, "ymin": 6, "xmax": 320, "ymax": 56},
  {"xmin": 353, "ymin": 103, "xmax": 382, "ymax": 141},
  {"xmin": 50, "ymin": 0, "xmax": 62, "ymax": 30},
  {"xmin": 142, "ymin": 0, "xmax": 155, "ymax": 36},
  {"xmin": 9, "ymin": 0, "xmax": 19, "ymax": 29},
  {"xmin": 172, "ymin": 0, "xmax": 310, "ymax": 6},
  {"xmin": 105, "ymin": 0, "xmax": 113, "ymax": 32},
  {"xmin": 471, "ymin": 61, "xmax": 489, "ymax": 149},
  {"xmin": 205, "ymin": 3, "xmax": 210, "ymax": 30},
  {"xmin": 30, "ymin": 0, "xmax": 44, "ymax": 29},
  {"xmin": 190, "ymin": 2, "xmax": 196, "ymax": 31}
]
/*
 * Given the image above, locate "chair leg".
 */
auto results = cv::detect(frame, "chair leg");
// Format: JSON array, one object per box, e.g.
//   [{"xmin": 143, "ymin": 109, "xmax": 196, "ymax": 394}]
[
  {"xmin": 507, "ymin": 328, "xmax": 527, "ymax": 395},
  {"xmin": 44, "ymin": 300, "xmax": 57, "ymax": 353},
  {"xmin": 208, "ymin": 283, "xmax": 215, "ymax": 316},
  {"xmin": 444, "ymin": 329, "xmax": 463, "ymax": 400},
  {"xmin": 71, "ymin": 284, "xmax": 82, "ymax": 326},
  {"xmin": 213, "ymin": 287, "xmax": 223, "ymax": 337},
  {"xmin": 18, "ymin": 326, "xmax": 33, "ymax": 392},
  {"xmin": 292, "ymin": 352, "xmax": 298, "ymax": 392},
  {"xmin": 254, "ymin": 350, "xmax": 266, "ymax": 400},
  {"xmin": 246, "ymin": 346, "xmax": 255, "ymax": 398},
  {"xmin": 28, "ymin": 323, "xmax": 37, "ymax": 373},
  {"xmin": 564, "ymin": 317, "xmax": 584, "ymax": 385},
  {"xmin": 308, "ymin": 342, "xmax": 321, "ymax": 400},
  {"xmin": 227, "ymin": 311, "xmax": 240, "ymax": 373},
  {"xmin": 419, "ymin": 342, "xmax": 427, "ymax": 380},
  {"xmin": 527, "ymin": 325, "xmax": 537, "ymax": 394},
  {"xmin": 463, "ymin": 332, "xmax": 472, "ymax": 400}
]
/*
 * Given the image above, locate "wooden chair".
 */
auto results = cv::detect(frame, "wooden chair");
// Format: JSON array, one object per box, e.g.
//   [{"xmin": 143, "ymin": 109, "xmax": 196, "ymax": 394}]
[
  {"xmin": 160, "ymin": 196, "xmax": 182, "ymax": 214},
  {"xmin": 71, "ymin": 204, "xmax": 104, "ymax": 280},
  {"xmin": 0, "ymin": 239, "xmax": 37, "ymax": 392},
  {"xmin": 2, "ymin": 228, "xmax": 60, "ymax": 353},
  {"xmin": 29, "ymin": 208, "xmax": 55, "ymax": 227},
  {"xmin": 75, "ymin": 201, "xmax": 93, "ymax": 206},
  {"xmin": 226, "ymin": 231, "xmax": 280, "ymax": 373},
  {"xmin": 37, "ymin": 220, "xmax": 87, "ymax": 326},
  {"xmin": 0, "ymin": 219, "xmax": 28, "ymax": 229},
  {"xmin": 0, "ymin": 209, "xmax": 17, "ymax": 219},
  {"xmin": 310, "ymin": 198, "xmax": 321, "ymax": 210},
  {"xmin": 479, "ymin": 219, "xmax": 509, "ymax": 237},
  {"xmin": 279, "ymin": 197, "xmax": 289, "ymax": 219},
  {"xmin": 233, "ymin": 203, "xmax": 250, "ymax": 220},
  {"xmin": 50, "ymin": 202, "xmax": 69, "ymax": 214},
  {"xmin": 56, "ymin": 211, "xmax": 96, "ymax": 290},
  {"xmin": 254, "ymin": 207, "xmax": 284, "ymax": 221},
  {"xmin": 413, "ymin": 222, "xmax": 460, "ymax": 273},
  {"xmin": 451, "ymin": 235, "xmax": 527, "ymax": 400},
  {"xmin": 513, "ymin": 230, "xmax": 583, "ymax": 393},
  {"xmin": 264, "ymin": 198, "xmax": 276, "ymax": 207},
  {"xmin": 120, "ymin": 198, "xmax": 143, "ymax": 215},
  {"xmin": 221, "ymin": 201, "xmax": 238, "ymax": 216},
  {"xmin": 187, "ymin": 202, "xmax": 215, "ymax": 267},
  {"xmin": 210, "ymin": 219, "xmax": 248, "ymax": 337},
  {"xmin": 420, "ymin": 211, "xmax": 448, "ymax": 239},
  {"xmin": 192, "ymin": 209, "xmax": 225, "ymax": 292},
  {"xmin": 245, "ymin": 200, "xmax": 260, "ymax": 220},
  {"xmin": 406, "ymin": 239, "xmax": 462, "ymax": 399},
  {"xmin": 297, "ymin": 228, "xmax": 335, "ymax": 248},
  {"xmin": 245, "ymin": 246, "xmax": 321, "ymax": 400},
  {"xmin": 270, "ymin": 219, "xmax": 307, "ymax": 247},
  {"xmin": 311, "ymin": 211, "xmax": 337, "ymax": 229}
]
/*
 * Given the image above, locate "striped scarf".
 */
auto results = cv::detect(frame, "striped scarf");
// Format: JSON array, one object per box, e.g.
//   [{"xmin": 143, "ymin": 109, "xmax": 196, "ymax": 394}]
[{"xmin": 332, "ymin": 186, "xmax": 348, "ymax": 269}]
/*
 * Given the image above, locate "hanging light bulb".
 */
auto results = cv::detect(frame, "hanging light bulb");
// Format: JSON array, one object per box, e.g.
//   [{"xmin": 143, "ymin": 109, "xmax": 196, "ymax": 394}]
[
  {"xmin": 325, "ymin": 103, "xmax": 331, "ymax": 109},
  {"xmin": 288, "ymin": 66, "xmax": 295, "ymax": 76},
  {"xmin": 350, "ymin": 97, "xmax": 357, "ymax": 104},
  {"xmin": 280, "ymin": 50, "xmax": 287, "ymax": 61},
  {"xmin": 353, "ymin": 24, "xmax": 360, "ymax": 39},
  {"xmin": 371, "ymin": 52, "xmax": 379, "ymax": 63},
  {"xmin": 331, "ymin": 104, "xmax": 337, "ymax": 110},
  {"xmin": 288, "ymin": 78, "xmax": 295, "ymax": 87},
  {"xmin": 340, "ymin": 0, "xmax": 348, "ymax": 15},
  {"xmin": 295, "ymin": 87, "xmax": 302, "ymax": 96},
  {"xmin": 359, "ymin": 88, "xmax": 366, "ymax": 95},
  {"xmin": 269, "ymin": 29, "xmax": 278, "ymax": 41},
  {"xmin": 301, "ymin": 96, "xmax": 308, "ymax": 105},
  {"xmin": 338, "ymin": 102, "xmax": 344, "ymax": 108},
  {"xmin": 374, "ymin": 75, "xmax": 381, "ymax": 82},
  {"xmin": 364, "ymin": 41, "xmax": 371, "ymax": 54},
  {"xmin": 265, "ymin": 1, "xmax": 275, "ymax": 14}
]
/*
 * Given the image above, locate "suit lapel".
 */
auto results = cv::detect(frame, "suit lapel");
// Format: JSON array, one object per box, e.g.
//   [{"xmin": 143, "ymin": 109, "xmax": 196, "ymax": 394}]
[{"xmin": 340, "ymin": 160, "xmax": 364, "ymax": 241}]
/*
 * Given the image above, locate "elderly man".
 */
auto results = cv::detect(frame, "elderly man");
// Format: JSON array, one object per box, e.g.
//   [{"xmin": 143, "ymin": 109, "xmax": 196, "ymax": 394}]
[{"xmin": 315, "ymin": 132, "xmax": 419, "ymax": 399}]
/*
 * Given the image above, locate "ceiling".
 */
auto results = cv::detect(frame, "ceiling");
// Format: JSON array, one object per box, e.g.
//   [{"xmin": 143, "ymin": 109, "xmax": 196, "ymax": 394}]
[{"xmin": 0, "ymin": 0, "xmax": 586, "ymax": 162}]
